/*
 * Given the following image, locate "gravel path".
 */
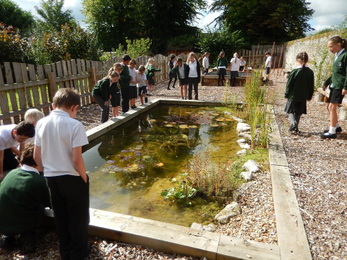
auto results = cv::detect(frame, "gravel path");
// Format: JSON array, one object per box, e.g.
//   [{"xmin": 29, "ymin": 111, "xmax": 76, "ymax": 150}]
[{"xmin": 2, "ymin": 73, "xmax": 345, "ymax": 259}]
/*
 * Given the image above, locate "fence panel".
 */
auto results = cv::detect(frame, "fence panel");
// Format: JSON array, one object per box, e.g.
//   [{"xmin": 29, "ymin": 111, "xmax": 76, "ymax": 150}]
[
  {"xmin": 0, "ymin": 66, "xmax": 11, "ymax": 124},
  {"xmin": 12, "ymin": 63, "xmax": 26, "ymax": 120},
  {"xmin": 28, "ymin": 64, "xmax": 41, "ymax": 110},
  {"xmin": 4, "ymin": 62, "xmax": 20, "ymax": 123}
]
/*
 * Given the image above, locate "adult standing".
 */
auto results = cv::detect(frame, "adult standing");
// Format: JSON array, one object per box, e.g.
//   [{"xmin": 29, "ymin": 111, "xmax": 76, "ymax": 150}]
[
  {"xmin": 186, "ymin": 52, "xmax": 200, "ymax": 100},
  {"xmin": 321, "ymin": 36, "xmax": 347, "ymax": 139}
]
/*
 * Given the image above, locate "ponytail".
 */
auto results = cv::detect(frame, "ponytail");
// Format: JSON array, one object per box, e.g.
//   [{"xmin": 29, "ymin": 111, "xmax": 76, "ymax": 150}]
[
  {"xmin": 328, "ymin": 35, "xmax": 347, "ymax": 50},
  {"xmin": 296, "ymin": 52, "xmax": 309, "ymax": 70}
]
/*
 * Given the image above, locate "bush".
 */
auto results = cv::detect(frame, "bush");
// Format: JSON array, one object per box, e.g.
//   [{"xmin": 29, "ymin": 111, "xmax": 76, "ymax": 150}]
[
  {"xmin": 115, "ymin": 37, "xmax": 152, "ymax": 59},
  {"xmin": 0, "ymin": 22, "xmax": 27, "ymax": 63}
]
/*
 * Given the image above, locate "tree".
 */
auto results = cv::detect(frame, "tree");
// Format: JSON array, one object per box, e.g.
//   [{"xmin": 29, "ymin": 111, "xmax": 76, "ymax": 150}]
[
  {"xmin": 0, "ymin": 0, "xmax": 35, "ymax": 36},
  {"xmin": 210, "ymin": 0, "xmax": 314, "ymax": 46},
  {"xmin": 35, "ymin": 0, "xmax": 77, "ymax": 32}
]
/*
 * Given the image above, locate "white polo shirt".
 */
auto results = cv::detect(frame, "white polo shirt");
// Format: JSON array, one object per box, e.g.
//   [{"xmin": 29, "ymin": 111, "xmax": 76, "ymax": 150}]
[
  {"xmin": 0, "ymin": 124, "xmax": 19, "ymax": 150},
  {"xmin": 34, "ymin": 110, "xmax": 89, "ymax": 177},
  {"xmin": 129, "ymin": 67, "xmax": 137, "ymax": 87},
  {"xmin": 230, "ymin": 58, "xmax": 241, "ymax": 71},
  {"xmin": 203, "ymin": 57, "xmax": 209, "ymax": 69},
  {"xmin": 265, "ymin": 56, "xmax": 272, "ymax": 67},
  {"xmin": 137, "ymin": 72, "xmax": 147, "ymax": 87},
  {"xmin": 188, "ymin": 60, "xmax": 198, "ymax": 78}
]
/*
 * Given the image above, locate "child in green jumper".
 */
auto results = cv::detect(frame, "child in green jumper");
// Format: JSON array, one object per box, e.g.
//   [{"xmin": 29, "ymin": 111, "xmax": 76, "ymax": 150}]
[
  {"xmin": 284, "ymin": 52, "xmax": 314, "ymax": 133},
  {"xmin": 145, "ymin": 58, "xmax": 161, "ymax": 96}
]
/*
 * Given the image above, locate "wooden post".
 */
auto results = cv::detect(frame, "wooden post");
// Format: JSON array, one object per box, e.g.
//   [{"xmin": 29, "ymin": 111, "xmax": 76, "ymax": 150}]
[
  {"xmin": 47, "ymin": 72, "xmax": 57, "ymax": 102},
  {"xmin": 89, "ymin": 67, "xmax": 96, "ymax": 103}
]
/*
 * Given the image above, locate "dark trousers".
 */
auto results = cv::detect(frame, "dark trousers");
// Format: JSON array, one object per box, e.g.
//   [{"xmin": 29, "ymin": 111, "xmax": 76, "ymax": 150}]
[
  {"xmin": 3, "ymin": 148, "xmax": 19, "ymax": 172},
  {"xmin": 92, "ymin": 93, "xmax": 109, "ymax": 123},
  {"xmin": 47, "ymin": 175, "xmax": 90, "ymax": 260},
  {"xmin": 168, "ymin": 76, "xmax": 177, "ymax": 89},
  {"xmin": 188, "ymin": 78, "xmax": 199, "ymax": 100},
  {"xmin": 121, "ymin": 87, "xmax": 129, "ymax": 113},
  {"xmin": 218, "ymin": 75, "xmax": 225, "ymax": 86}
]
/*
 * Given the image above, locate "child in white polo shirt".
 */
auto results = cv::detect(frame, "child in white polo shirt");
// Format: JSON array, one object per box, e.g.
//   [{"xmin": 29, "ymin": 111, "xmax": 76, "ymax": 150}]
[{"xmin": 34, "ymin": 88, "xmax": 90, "ymax": 260}]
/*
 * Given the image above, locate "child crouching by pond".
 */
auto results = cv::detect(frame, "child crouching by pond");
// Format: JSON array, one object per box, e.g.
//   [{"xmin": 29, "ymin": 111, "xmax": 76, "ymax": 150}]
[{"xmin": 92, "ymin": 69, "xmax": 120, "ymax": 123}]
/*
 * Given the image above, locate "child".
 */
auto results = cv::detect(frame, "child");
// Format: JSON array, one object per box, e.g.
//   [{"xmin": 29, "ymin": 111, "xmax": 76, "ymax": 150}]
[
  {"xmin": 321, "ymin": 36, "xmax": 347, "ymax": 139},
  {"xmin": 284, "ymin": 52, "xmax": 314, "ymax": 133},
  {"xmin": 34, "ymin": 88, "xmax": 90, "ymax": 260},
  {"xmin": 128, "ymin": 59, "xmax": 139, "ymax": 109},
  {"xmin": 230, "ymin": 52, "xmax": 241, "ymax": 86},
  {"xmin": 145, "ymin": 58, "xmax": 161, "ymax": 96},
  {"xmin": 137, "ymin": 65, "xmax": 149, "ymax": 105},
  {"xmin": 22, "ymin": 108, "xmax": 44, "ymax": 144},
  {"xmin": 171, "ymin": 57, "xmax": 189, "ymax": 99},
  {"xmin": 187, "ymin": 52, "xmax": 200, "ymax": 100},
  {"xmin": 167, "ymin": 54, "xmax": 177, "ymax": 90},
  {"xmin": 110, "ymin": 63, "xmax": 123, "ymax": 118},
  {"xmin": 202, "ymin": 52, "xmax": 210, "ymax": 74},
  {"xmin": 0, "ymin": 143, "xmax": 51, "ymax": 253},
  {"xmin": 0, "ymin": 122, "xmax": 35, "ymax": 180},
  {"xmin": 217, "ymin": 51, "xmax": 228, "ymax": 86},
  {"xmin": 265, "ymin": 51, "xmax": 272, "ymax": 82},
  {"xmin": 120, "ymin": 54, "xmax": 132, "ymax": 113},
  {"xmin": 92, "ymin": 70, "xmax": 120, "ymax": 122},
  {"xmin": 239, "ymin": 56, "xmax": 246, "ymax": 72}
]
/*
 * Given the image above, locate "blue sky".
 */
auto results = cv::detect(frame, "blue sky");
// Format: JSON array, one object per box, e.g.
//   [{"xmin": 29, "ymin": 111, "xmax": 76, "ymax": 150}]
[{"xmin": 11, "ymin": 0, "xmax": 347, "ymax": 32}]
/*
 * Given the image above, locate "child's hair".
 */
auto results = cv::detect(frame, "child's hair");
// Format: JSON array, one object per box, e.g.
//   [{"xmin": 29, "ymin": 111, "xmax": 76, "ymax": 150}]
[
  {"xmin": 15, "ymin": 121, "xmax": 35, "ymax": 138},
  {"xmin": 203, "ymin": 52, "xmax": 209, "ymax": 57},
  {"xmin": 53, "ymin": 88, "xmax": 80, "ymax": 109},
  {"xmin": 109, "ymin": 70, "xmax": 120, "ymax": 78},
  {"xmin": 113, "ymin": 63, "xmax": 123, "ymax": 72},
  {"xmin": 265, "ymin": 51, "xmax": 271, "ymax": 56},
  {"xmin": 24, "ymin": 108, "xmax": 44, "ymax": 125},
  {"xmin": 218, "ymin": 51, "xmax": 225, "ymax": 58},
  {"xmin": 186, "ymin": 52, "xmax": 197, "ymax": 64},
  {"xmin": 138, "ymin": 65, "xmax": 146, "ymax": 71},
  {"xmin": 177, "ymin": 58, "xmax": 183, "ymax": 63},
  {"xmin": 130, "ymin": 59, "xmax": 137, "ymax": 65},
  {"xmin": 170, "ymin": 54, "xmax": 176, "ymax": 60},
  {"xmin": 145, "ymin": 58, "xmax": 155, "ymax": 69},
  {"xmin": 328, "ymin": 36, "xmax": 347, "ymax": 50},
  {"xmin": 122, "ymin": 54, "xmax": 131, "ymax": 61},
  {"xmin": 296, "ymin": 52, "xmax": 309, "ymax": 70},
  {"xmin": 20, "ymin": 143, "xmax": 37, "ymax": 167},
  {"xmin": 233, "ymin": 52, "xmax": 238, "ymax": 63},
  {"xmin": 240, "ymin": 56, "xmax": 244, "ymax": 60}
]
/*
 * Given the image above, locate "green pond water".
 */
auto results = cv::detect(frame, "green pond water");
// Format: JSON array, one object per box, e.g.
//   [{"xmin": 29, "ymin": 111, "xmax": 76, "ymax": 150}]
[{"xmin": 83, "ymin": 105, "xmax": 241, "ymax": 227}]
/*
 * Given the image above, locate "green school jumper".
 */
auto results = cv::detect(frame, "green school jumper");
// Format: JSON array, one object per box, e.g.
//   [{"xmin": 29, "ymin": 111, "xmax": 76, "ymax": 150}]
[{"xmin": 324, "ymin": 50, "xmax": 347, "ymax": 90}]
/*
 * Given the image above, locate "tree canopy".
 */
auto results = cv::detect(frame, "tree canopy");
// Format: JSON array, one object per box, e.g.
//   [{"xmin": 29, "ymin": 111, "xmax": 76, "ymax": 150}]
[
  {"xmin": 82, "ymin": 0, "xmax": 206, "ymax": 53},
  {"xmin": 35, "ymin": 0, "xmax": 77, "ymax": 32},
  {"xmin": 0, "ymin": 0, "xmax": 35, "ymax": 36},
  {"xmin": 210, "ymin": 0, "xmax": 314, "ymax": 46}
]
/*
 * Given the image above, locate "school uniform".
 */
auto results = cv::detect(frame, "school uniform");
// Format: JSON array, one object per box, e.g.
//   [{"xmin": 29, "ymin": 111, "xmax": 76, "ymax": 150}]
[
  {"xmin": 129, "ymin": 67, "xmax": 138, "ymax": 99},
  {"xmin": 202, "ymin": 56, "xmax": 209, "ymax": 74},
  {"xmin": 171, "ymin": 63, "xmax": 189, "ymax": 86},
  {"xmin": 137, "ymin": 72, "xmax": 148, "ymax": 96},
  {"xmin": 0, "ymin": 124, "xmax": 20, "ymax": 172},
  {"xmin": 265, "ymin": 56, "xmax": 272, "ymax": 74},
  {"xmin": 146, "ymin": 64, "xmax": 161, "ymax": 86},
  {"xmin": 35, "ymin": 110, "xmax": 90, "ymax": 260},
  {"xmin": 0, "ymin": 165, "xmax": 51, "ymax": 236},
  {"xmin": 92, "ymin": 78, "xmax": 117, "ymax": 123},
  {"xmin": 217, "ymin": 57, "xmax": 228, "ymax": 75},
  {"xmin": 187, "ymin": 59, "xmax": 200, "ymax": 100},
  {"xmin": 239, "ymin": 60, "xmax": 246, "ymax": 71},
  {"xmin": 168, "ymin": 60, "xmax": 177, "ymax": 89},
  {"xmin": 120, "ymin": 64, "xmax": 132, "ymax": 113},
  {"xmin": 324, "ymin": 49, "xmax": 347, "ymax": 104},
  {"xmin": 230, "ymin": 58, "xmax": 241, "ymax": 86}
]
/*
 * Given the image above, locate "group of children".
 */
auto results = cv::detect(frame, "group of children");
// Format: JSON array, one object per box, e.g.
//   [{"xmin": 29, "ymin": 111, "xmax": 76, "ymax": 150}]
[
  {"xmin": 0, "ymin": 88, "xmax": 90, "ymax": 259},
  {"xmin": 92, "ymin": 55, "xmax": 161, "ymax": 123}
]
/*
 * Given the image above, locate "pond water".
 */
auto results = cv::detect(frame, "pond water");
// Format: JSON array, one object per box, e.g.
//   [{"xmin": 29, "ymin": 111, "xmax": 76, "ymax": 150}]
[{"xmin": 83, "ymin": 105, "xmax": 241, "ymax": 227}]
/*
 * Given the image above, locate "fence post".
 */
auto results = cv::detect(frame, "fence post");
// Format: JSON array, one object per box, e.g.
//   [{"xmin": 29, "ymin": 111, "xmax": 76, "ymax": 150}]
[
  {"xmin": 47, "ymin": 72, "xmax": 57, "ymax": 102},
  {"xmin": 89, "ymin": 67, "xmax": 96, "ymax": 103}
]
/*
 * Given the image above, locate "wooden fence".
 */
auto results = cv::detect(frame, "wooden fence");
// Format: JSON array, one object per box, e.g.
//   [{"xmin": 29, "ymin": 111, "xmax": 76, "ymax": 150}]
[{"xmin": 0, "ymin": 53, "xmax": 176, "ymax": 125}]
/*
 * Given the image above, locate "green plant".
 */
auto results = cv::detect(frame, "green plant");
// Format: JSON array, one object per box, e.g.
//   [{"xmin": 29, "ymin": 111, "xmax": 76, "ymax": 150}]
[{"xmin": 125, "ymin": 37, "xmax": 152, "ymax": 58}]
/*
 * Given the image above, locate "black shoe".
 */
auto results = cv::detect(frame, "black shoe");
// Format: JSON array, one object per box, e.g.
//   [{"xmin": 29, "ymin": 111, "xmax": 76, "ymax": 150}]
[
  {"xmin": 323, "ymin": 126, "xmax": 342, "ymax": 133},
  {"xmin": 320, "ymin": 133, "xmax": 337, "ymax": 139},
  {"xmin": 147, "ymin": 93, "xmax": 152, "ymax": 96},
  {"xmin": 172, "ymin": 85, "xmax": 175, "ymax": 88},
  {"xmin": 0, "ymin": 235, "xmax": 14, "ymax": 248},
  {"xmin": 20, "ymin": 233, "xmax": 36, "ymax": 254},
  {"xmin": 167, "ymin": 87, "xmax": 170, "ymax": 90},
  {"xmin": 182, "ymin": 97, "xmax": 184, "ymax": 100},
  {"xmin": 288, "ymin": 124, "xmax": 298, "ymax": 132}
]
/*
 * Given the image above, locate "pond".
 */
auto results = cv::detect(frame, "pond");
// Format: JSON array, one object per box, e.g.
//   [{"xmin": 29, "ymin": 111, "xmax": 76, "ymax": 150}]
[{"xmin": 83, "ymin": 105, "xmax": 241, "ymax": 227}]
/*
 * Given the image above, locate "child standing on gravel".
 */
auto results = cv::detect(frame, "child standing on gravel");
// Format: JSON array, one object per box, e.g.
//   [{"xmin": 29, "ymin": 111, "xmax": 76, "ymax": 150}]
[
  {"xmin": 137, "ymin": 65, "xmax": 149, "ymax": 105},
  {"xmin": 217, "ymin": 51, "xmax": 228, "ymax": 86},
  {"xmin": 129, "ymin": 59, "xmax": 139, "ymax": 109},
  {"xmin": 230, "ymin": 52, "xmax": 241, "ymax": 86},
  {"xmin": 171, "ymin": 57, "xmax": 189, "ymax": 99},
  {"xmin": 145, "ymin": 58, "xmax": 161, "ymax": 96},
  {"xmin": 284, "ymin": 52, "xmax": 314, "ymax": 133},
  {"xmin": 321, "ymin": 36, "xmax": 347, "ymax": 139},
  {"xmin": 167, "ymin": 54, "xmax": 177, "ymax": 90},
  {"xmin": 111, "ymin": 63, "xmax": 123, "ymax": 118}
]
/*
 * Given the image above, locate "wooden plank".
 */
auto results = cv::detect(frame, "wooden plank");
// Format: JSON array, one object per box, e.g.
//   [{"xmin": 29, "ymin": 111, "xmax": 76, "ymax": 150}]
[
  {"xmin": 81, "ymin": 60, "xmax": 90, "ymax": 104},
  {"xmin": 61, "ymin": 60, "xmax": 70, "ymax": 88},
  {"xmin": 37, "ymin": 65, "xmax": 50, "ymax": 115},
  {"xmin": 21, "ymin": 63, "xmax": 33, "ymax": 108},
  {"xmin": 71, "ymin": 59, "xmax": 78, "ymax": 90},
  {"xmin": 0, "ymin": 103, "xmax": 52, "ymax": 120},
  {"xmin": 12, "ymin": 62, "xmax": 26, "ymax": 120},
  {"xmin": 67, "ymin": 60, "xmax": 74, "ymax": 88},
  {"xmin": 0, "ymin": 66, "xmax": 11, "ymax": 124},
  {"xmin": 28, "ymin": 64, "xmax": 41, "ymax": 108},
  {"xmin": 76, "ymin": 59, "xmax": 86, "ymax": 106},
  {"xmin": 45, "ymin": 64, "xmax": 57, "ymax": 95},
  {"xmin": 4, "ymin": 62, "xmax": 20, "ymax": 123},
  {"xmin": 56, "ymin": 61, "xmax": 64, "ymax": 89}
]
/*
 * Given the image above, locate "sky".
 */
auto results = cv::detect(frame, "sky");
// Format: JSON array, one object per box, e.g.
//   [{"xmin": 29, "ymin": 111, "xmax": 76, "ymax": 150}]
[{"xmin": 11, "ymin": 0, "xmax": 347, "ymax": 33}]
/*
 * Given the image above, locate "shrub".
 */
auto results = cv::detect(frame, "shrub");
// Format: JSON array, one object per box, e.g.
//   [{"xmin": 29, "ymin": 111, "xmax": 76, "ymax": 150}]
[{"xmin": 0, "ymin": 22, "xmax": 27, "ymax": 63}]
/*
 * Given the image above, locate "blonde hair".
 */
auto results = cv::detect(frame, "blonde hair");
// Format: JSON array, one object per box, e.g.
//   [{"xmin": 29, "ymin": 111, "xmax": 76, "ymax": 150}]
[
  {"xmin": 145, "ymin": 58, "xmax": 155, "ymax": 69},
  {"xmin": 109, "ymin": 70, "xmax": 120, "ymax": 79},
  {"xmin": 102, "ymin": 64, "xmax": 122, "ymax": 80},
  {"xmin": 233, "ymin": 52, "xmax": 238, "ymax": 63},
  {"xmin": 138, "ymin": 65, "xmax": 146, "ymax": 71},
  {"xmin": 186, "ymin": 52, "xmax": 198, "ymax": 64},
  {"xmin": 112, "ymin": 63, "xmax": 123, "ymax": 72},
  {"xmin": 24, "ymin": 108, "xmax": 44, "ymax": 125},
  {"xmin": 129, "ymin": 59, "xmax": 137, "ymax": 65},
  {"xmin": 218, "ymin": 51, "xmax": 225, "ymax": 59}
]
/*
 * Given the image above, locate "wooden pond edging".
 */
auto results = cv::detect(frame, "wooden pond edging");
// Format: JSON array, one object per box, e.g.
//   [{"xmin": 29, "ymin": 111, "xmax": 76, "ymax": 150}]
[{"xmin": 43, "ymin": 100, "xmax": 311, "ymax": 259}]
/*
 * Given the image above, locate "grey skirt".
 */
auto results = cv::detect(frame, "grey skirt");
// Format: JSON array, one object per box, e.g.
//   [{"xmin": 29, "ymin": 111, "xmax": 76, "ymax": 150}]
[
  {"xmin": 284, "ymin": 100, "xmax": 307, "ymax": 115},
  {"xmin": 230, "ymin": 71, "xmax": 239, "ymax": 78}
]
